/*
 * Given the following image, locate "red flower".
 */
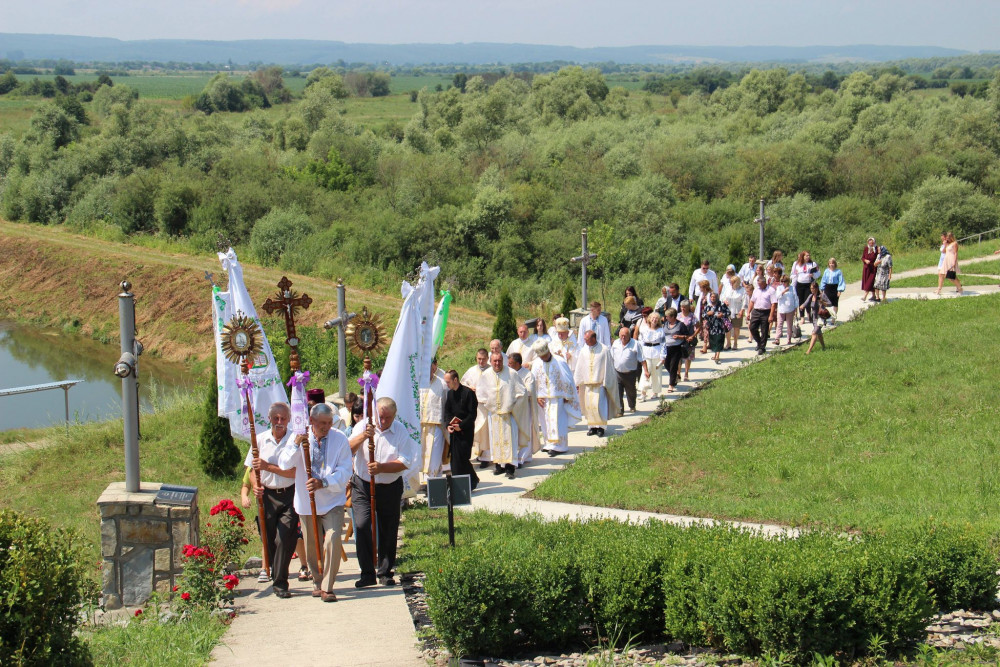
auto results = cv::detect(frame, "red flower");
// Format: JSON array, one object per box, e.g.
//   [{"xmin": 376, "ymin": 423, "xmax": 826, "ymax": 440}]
[
  {"xmin": 172, "ymin": 585, "xmax": 179, "ymax": 592},
  {"xmin": 134, "ymin": 609, "xmax": 142, "ymax": 617},
  {"xmin": 209, "ymin": 507, "xmax": 220, "ymax": 516},
  {"xmin": 181, "ymin": 592, "xmax": 191, "ymax": 601},
  {"xmin": 240, "ymin": 538, "xmax": 249, "ymax": 544}
]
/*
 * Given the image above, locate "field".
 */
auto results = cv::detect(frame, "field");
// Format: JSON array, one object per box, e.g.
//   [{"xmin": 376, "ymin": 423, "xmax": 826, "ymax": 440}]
[{"xmin": 532, "ymin": 294, "xmax": 1000, "ymax": 532}]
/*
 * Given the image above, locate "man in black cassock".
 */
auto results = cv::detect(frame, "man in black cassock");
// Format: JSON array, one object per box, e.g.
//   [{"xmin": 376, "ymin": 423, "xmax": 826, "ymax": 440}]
[{"xmin": 443, "ymin": 369, "xmax": 479, "ymax": 490}]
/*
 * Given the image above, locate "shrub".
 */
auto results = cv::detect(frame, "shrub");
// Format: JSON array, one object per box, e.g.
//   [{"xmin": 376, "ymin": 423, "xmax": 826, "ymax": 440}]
[
  {"xmin": 197, "ymin": 367, "xmax": 240, "ymax": 479},
  {"xmin": 490, "ymin": 288, "xmax": 517, "ymax": 345},
  {"xmin": 249, "ymin": 206, "xmax": 312, "ymax": 266},
  {"xmin": 0, "ymin": 510, "xmax": 93, "ymax": 666},
  {"xmin": 560, "ymin": 283, "xmax": 576, "ymax": 316}
]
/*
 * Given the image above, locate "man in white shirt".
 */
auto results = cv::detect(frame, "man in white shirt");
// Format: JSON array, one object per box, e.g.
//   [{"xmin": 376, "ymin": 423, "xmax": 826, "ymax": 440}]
[
  {"xmin": 610, "ymin": 326, "xmax": 642, "ymax": 414},
  {"xmin": 688, "ymin": 260, "xmax": 719, "ymax": 299},
  {"xmin": 247, "ymin": 402, "xmax": 297, "ymax": 597},
  {"xmin": 277, "ymin": 403, "xmax": 353, "ymax": 602},
  {"xmin": 349, "ymin": 397, "xmax": 418, "ymax": 588},
  {"xmin": 738, "ymin": 254, "xmax": 758, "ymax": 286},
  {"xmin": 577, "ymin": 301, "xmax": 611, "ymax": 347}
]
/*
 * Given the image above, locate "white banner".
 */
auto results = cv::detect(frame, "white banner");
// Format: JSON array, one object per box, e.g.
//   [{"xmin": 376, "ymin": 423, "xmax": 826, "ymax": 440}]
[
  {"xmin": 415, "ymin": 262, "xmax": 440, "ymax": 389},
  {"xmin": 213, "ymin": 248, "xmax": 288, "ymax": 440}
]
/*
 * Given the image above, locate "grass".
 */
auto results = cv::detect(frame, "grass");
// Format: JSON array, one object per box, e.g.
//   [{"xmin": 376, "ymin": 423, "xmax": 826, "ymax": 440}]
[
  {"xmin": 532, "ymin": 293, "xmax": 1000, "ymax": 532},
  {"xmin": 959, "ymin": 258, "xmax": 1000, "ymax": 275},
  {"xmin": 838, "ymin": 239, "xmax": 1000, "ymax": 284},
  {"xmin": 82, "ymin": 609, "xmax": 227, "ymax": 666},
  {"xmin": 892, "ymin": 274, "xmax": 998, "ymax": 288}
]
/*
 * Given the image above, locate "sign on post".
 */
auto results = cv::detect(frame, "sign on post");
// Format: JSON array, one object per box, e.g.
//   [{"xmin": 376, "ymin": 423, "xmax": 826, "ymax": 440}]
[{"xmin": 426, "ymin": 474, "xmax": 472, "ymax": 547}]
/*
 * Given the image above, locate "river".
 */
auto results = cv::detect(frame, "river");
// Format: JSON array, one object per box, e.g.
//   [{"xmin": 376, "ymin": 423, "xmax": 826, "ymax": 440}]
[{"xmin": 0, "ymin": 321, "xmax": 195, "ymax": 432}]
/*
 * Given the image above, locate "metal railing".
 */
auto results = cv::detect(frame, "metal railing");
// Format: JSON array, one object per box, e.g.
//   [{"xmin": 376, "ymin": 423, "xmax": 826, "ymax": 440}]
[
  {"xmin": 958, "ymin": 227, "xmax": 1000, "ymax": 246},
  {"xmin": 0, "ymin": 380, "xmax": 82, "ymax": 434}
]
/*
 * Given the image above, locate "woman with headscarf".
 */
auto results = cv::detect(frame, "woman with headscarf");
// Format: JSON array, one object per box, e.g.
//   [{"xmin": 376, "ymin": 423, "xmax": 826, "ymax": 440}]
[
  {"xmin": 861, "ymin": 237, "xmax": 878, "ymax": 302},
  {"xmin": 873, "ymin": 245, "xmax": 893, "ymax": 302},
  {"xmin": 703, "ymin": 291, "xmax": 731, "ymax": 364}
]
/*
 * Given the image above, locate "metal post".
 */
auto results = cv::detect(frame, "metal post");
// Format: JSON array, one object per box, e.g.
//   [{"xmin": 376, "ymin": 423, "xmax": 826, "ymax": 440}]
[
  {"xmin": 337, "ymin": 279, "xmax": 347, "ymax": 399},
  {"xmin": 581, "ymin": 229, "xmax": 589, "ymax": 308},
  {"xmin": 116, "ymin": 281, "xmax": 141, "ymax": 493},
  {"xmin": 63, "ymin": 385, "xmax": 70, "ymax": 435},
  {"xmin": 755, "ymin": 198, "xmax": 768, "ymax": 260},
  {"xmin": 446, "ymin": 474, "xmax": 455, "ymax": 548}
]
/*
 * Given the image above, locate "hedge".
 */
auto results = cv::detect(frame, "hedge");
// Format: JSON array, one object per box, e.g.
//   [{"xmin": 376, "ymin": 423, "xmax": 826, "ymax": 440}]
[{"xmin": 420, "ymin": 515, "xmax": 998, "ymax": 662}]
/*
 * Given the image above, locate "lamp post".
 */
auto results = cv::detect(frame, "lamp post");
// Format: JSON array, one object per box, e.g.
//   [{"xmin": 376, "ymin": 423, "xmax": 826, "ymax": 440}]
[
  {"xmin": 754, "ymin": 198, "xmax": 769, "ymax": 260},
  {"xmin": 113, "ymin": 280, "xmax": 143, "ymax": 493}
]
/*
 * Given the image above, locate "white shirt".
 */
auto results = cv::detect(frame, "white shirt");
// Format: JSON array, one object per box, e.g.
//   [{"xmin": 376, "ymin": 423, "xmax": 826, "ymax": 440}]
[
  {"xmin": 351, "ymin": 419, "xmax": 419, "ymax": 485},
  {"xmin": 578, "ymin": 314, "xmax": 611, "ymax": 347},
  {"xmin": 277, "ymin": 428, "xmax": 353, "ymax": 516},
  {"xmin": 244, "ymin": 429, "xmax": 295, "ymax": 490},
  {"xmin": 688, "ymin": 268, "xmax": 719, "ymax": 299},
  {"xmin": 638, "ymin": 327, "xmax": 666, "ymax": 361},
  {"xmin": 791, "ymin": 261, "xmax": 819, "ymax": 284},
  {"xmin": 723, "ymin": 286, "xmax": 747, "ymax": 317},
  {"xmin": 610, "ymin": 338, "xmax": 642, "ymax": 373},
  {"xmin": 738, "ymin": 262, "xmax": 757, "ymax": 284},
  {"xmin": 776, "ymin": 284, "xmax": 799, "ymax": 314}
]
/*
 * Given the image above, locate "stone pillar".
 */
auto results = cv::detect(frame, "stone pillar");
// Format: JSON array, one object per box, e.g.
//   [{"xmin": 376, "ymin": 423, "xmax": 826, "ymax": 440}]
[{"xmin": 97, "ymin": 481, "xmax": 199, "ymax": 609}]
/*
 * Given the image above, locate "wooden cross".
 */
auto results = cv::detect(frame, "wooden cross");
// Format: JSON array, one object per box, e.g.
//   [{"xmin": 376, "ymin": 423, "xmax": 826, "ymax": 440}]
[{"xmin": 261, "ymin": 276, "xmax": 312, "ymax": 372}]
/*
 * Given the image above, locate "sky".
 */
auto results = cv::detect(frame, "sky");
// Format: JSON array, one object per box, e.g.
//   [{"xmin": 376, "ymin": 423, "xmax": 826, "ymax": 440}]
[{"xmin": 3, "ymin": 0, "xmax": 999, "ymax": 51}]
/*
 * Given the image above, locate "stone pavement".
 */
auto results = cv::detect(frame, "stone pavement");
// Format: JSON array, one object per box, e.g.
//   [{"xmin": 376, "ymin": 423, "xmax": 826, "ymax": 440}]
[{"xmin": 211, "ymin": 253, "xmax": 1000, "ymax": 665}]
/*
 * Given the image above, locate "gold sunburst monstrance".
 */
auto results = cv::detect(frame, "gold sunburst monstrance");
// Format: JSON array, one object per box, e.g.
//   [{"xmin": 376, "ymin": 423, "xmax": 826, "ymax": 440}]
[
  {"xmin": 345, "ymin": 306, "xmax": 388, "ymax": 358},
  {"xmin": 220, "ymin": 313, "xmax": 264, "ymax": 365}
]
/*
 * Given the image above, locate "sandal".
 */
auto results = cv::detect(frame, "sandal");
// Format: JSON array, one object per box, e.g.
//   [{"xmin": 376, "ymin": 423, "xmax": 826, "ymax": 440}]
[
  {"xmin": 683, "ymin": 374, "xmax": 689, "ymax": 381},
  {"xmin": 298, "ymin": 567, "xmax": 311, "ymax": 582}
]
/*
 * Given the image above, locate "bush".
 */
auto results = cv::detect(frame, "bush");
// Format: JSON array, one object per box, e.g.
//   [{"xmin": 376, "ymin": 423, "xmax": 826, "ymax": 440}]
[
  {"xmin": 0, "ymin": 510, "xmax": 93, "ymax": 666},
  {"xmin": 249, "ymin": 206, "xmax": 312, "ymax": 266},
  {"xmin": 490, "ymin": 288, "xmax": 517, "ymax": 345},
  {"xmin": 197, "ymin": 367, "xmax": 240, "ymax": 479}
]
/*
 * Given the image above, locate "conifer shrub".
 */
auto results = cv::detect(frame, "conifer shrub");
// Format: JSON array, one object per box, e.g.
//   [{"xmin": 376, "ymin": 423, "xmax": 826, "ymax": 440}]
[
  {"xmin": 490, "ymin": 288, "xmax": 517, "ymax": 345},
  {"xmin": 0, "ymin": 511, "xmax": 93, "ymax": 666},
  {"xmin": 560, "ymin": 283, "xmax": 576, "ymax": 316},
  {"xmin": 197, "ymin": 368, "xmax": 240, "ymax": 479}
]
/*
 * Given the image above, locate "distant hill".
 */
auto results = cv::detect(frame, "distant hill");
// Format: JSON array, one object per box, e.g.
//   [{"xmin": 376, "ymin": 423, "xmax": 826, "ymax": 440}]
[{"xmin": 0, "ymin": 33, "xmax": 971, "ymax": 66}]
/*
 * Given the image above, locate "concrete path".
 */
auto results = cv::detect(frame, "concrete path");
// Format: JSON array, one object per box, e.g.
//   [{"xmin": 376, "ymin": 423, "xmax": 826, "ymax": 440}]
[{"xmin": 211, "ymin": 252, "xmax": 1000, "ymax": 666}]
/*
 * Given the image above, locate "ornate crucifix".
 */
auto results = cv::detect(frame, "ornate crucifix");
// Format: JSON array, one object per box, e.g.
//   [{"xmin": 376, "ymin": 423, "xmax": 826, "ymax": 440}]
[
  {"xmin": 569, "ymin": 228, "xmax": 598, "ymax": 309},
  {"xmin": 261, "ymin": 276, "xmax": 312, "ymax": 373}
]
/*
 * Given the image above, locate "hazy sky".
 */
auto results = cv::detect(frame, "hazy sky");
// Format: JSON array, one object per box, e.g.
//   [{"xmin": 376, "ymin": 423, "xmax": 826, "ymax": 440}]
[{"xmin": 4, "ymin": 0, "xmax": 999, "ymax": 51}]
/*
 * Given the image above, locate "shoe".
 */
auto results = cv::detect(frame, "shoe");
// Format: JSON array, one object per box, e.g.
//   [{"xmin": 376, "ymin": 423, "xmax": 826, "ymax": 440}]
[
  {"xmin": 478, "ymin": 461, "xmax": 490, "ymax": 469},
  {"xmin": 311, "ymin": 589, "xmax": 323, "ymax": 598},
  {"xmin": 517, "ymin": 463, "xmax": 524, "ymax": 469},
  {"xmin": 683, "ymin": 375, "xmax": 689, "ymax": 381},
  {"xmin": 586, "ymin": 428, "xmax": 597, "ymax": 436},
  {"xmin": 724, "ymin": 345, "xmax": 731, "ymax": 350},
  {"xmin": 714, "ymin": 359, "xmax": 721, "ymax": 364},
  {"xmin": 321, "ymin": 591, "xmax": 338, "ymax": 602},
  {"xmin": 355, "ymin": 578, "xmax": 377, "ymax": 589},
  {"xmin": 493, "ymin": 464, "xmax": 504, "ymax": 475},
  {"xmin": 274, "ymin": 589, "xmax": 292, "ymax": 599},
  {"xmin": 505, "ymin": 471, "xmax": 515, "ymax": 480},
  {"xmin": 547, "ymin": 450, "xmax": 559, "ymax": 457},
  {"xmin": 597, "ymin": 428, "xmax": 605, "ymax": 437},
  {"xmin": 298, "ymin": 567, "xmax": 310, "ymax": 582},
  {"xmin": 757, "ymin": 350, "xmax": 765, "ymax": 356},
  {"xmin": 258, "ymin": 570, "xmax": 270, "ymax": 583},
  {"xmin": 378, "ymin": 576, "xmax": 397, "ymax": 586},
  {"xmin": 774, "ymin": 340, "xmax": 781, "ymax": 346}
]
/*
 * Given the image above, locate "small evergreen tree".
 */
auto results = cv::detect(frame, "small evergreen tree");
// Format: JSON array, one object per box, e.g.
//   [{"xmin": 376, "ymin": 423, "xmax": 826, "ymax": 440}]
[
  {"xmin": 689, "ymin": 244, "xmax": 702, "ymax": 275},
  {"xmin": 561, "ymin": 283, "xmax": 577, "ymax": 316},
  {"xmin": 198, "ymin": 367, "xmax": 240, "ymax": 479},
  {"xmin": 727, "ymin": 234, "xmax": 744, "ymax": 270},
  {"xmin": 491, "ymin": 288, "xmax": 518, "ymax": 345}
]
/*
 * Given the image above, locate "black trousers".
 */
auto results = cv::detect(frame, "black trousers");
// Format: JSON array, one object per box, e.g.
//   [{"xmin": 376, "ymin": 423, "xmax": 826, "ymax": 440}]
[
  {"xmin": 261, "ymin": 486, "xmax": 298, "ymax": 592},
  {"xmin": 351, "ymin": 475, "xmax": 403, "ymax": 580},
  {"xmin": 795, "ymin": 281, "xmax": 812, "ymax": 312},
  {"xmin": 664, "ymin": 346, "xmax": 685, "ymax": 387},
  {"xmin": 449, "ymin": 435, "xmax": 479, "ymax": 489},
  {"xmin": 749, "ymin": 309, "xmax": 771, "ymax": 351},
  {"xmin": 615, "ymin": 368, "xmax": 639, "ymax": 411}
]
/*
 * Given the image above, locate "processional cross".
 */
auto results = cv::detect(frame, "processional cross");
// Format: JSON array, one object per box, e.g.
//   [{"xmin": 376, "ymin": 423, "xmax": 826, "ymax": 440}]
[{"xmin": 569, "ymin": 228, "xmax": 598, "ymax": 309}]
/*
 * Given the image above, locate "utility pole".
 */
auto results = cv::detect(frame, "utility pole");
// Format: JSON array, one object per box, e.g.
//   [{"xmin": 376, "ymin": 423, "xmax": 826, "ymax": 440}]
[
  {"xmin": 112, "ymin": 281, "xmax": 143, "ymax": 493},
  {"xmin": 570, "ymin": 229, "xmax": 598, "ymax": 309},
  {"xmin": 324, "ymin": 279, "xmax": 356, "ymax": 399},
  {"xmin": 754, "ymin": 198, "xmax": 769, "ymax": 260}
]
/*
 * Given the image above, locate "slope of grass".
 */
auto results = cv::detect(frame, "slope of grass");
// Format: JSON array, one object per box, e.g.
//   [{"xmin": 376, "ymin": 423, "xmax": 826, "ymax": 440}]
[
  {"xmin": 891, "ymin": 274, "xmax": 997, "ymax": 288},
  {"xmin": 959, "ymin": 258, "xmax": 1000, "ymax": 275},
  {"xmin": 533, "ymin": 294, "xmax": 1000, "ymax": 532}
]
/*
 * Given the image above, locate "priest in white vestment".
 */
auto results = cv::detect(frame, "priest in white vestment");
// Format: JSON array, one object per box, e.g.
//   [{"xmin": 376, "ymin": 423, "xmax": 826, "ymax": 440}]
[
  {"xmin": 489, "ymin": 339, "xmax": 508, "ymax": 366},
  {"xmin": 419, "ymin": 360, "xmax": 449, "ymax": 483},
  {"xmin": 549, "ymin": 317, "xmax": 579, "ymax": 368},
  {"xmin": 506, "ymin": 324, "xmax": 536, "ymax": 367},
  {"xmin": 462, "ymin": 347, "xmax": 491, "ymax": 466},
  {"xmin": 475, "ymin": 351, "xmax": 526, "ymax": 479},
  {"xmin": 530, "ymin": 339, "xmax": 581, "ymax": 456},
  {"xmin": 574, "ymin": 330, "xmax": 620, "ymax": 437},
  {"xmin": 509, "ymin": 352, "xmax": 540, "ymax": 466}
]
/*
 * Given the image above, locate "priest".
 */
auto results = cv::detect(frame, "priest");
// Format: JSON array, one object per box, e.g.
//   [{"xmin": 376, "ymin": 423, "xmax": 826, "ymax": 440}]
[
  {"xmin": 549, "ymin": 317, "xmax": 579, "ymax": 368},
  {"xmin": 461, "ymin": 349, "xmax": 489, "ymax": 391},
  {"xmin": 419, "ymin": 359, "xmax": 449, "ymax": 483},
  {"xmin": 530, "ymin": 338, "xmax": 581, "ymax": 456},
  {"xmin": 505, "ymin": 324, "xmax": 535, "ymax": 366},
  {"xmin": 509, "ymin": 352, "xmax": 540, "ymax": 467},
  {"xmin": 574, "ymin": 330, "xmax": 620, "ymax": 437},
  {"xmin": 475, "ymin": 351, "xmax": 526, "ymax": 479}
]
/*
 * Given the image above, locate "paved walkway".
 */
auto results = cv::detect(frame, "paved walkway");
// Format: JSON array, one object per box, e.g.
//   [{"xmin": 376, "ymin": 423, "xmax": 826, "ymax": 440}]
[{"xmin": 211, "ymin": 253, "xmax": 1000, "ymax": 665}]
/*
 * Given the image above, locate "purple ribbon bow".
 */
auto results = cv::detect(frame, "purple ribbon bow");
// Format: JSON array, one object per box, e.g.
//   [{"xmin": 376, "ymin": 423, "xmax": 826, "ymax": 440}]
[
  {"xmin": 286, "ymin": 370, "xmax": 311, "ymax": 389},
  {"xmin": 357, "ymin": 371, "xmax": 379, "ymax": 393}
]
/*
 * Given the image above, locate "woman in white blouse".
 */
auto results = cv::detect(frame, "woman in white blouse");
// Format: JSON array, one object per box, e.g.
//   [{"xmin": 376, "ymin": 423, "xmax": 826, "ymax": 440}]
[
  {"xmin": 720, "ymin": 275, "xmax": 746, "ymax": 350},
  {"xmin": 638, "ymin": 312, "xmax": 666, "ymax": 399}
]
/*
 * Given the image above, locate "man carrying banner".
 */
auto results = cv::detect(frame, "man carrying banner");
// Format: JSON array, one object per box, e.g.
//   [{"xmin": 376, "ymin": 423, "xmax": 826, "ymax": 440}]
[
  {"xmin": 530, "ymin": 338, "xmax": 581, "ymax": 456},
  {"xmin": 277, "ymin": 403, "xmax": 353, "ymax": 602},
  {"xmin": 574, "ymin": 330, "xmax": 620, "ymax": 437},
  {"xmin": 475, "ymin": 351, "xmax": 526, "ymax": 480},
  {"xmin": 349, "ymin": 397, "xmax": 418, "ymax": 587}
]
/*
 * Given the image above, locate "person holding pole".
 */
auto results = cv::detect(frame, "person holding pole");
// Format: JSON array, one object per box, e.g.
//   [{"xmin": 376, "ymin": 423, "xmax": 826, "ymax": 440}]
[
  {"xmin": 349, "ymin": 397, "xmax": 418, "ymax": 588},
  {"xmin": 278, "ymin": 403, "xmax": 352, "ymax": 602}
]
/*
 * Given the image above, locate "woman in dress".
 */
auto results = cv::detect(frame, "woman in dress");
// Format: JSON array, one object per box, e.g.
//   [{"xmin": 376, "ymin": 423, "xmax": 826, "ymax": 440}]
[
  {"xmin": 801, "ymin": 281, "xmax": 833, "ymax": 355},
  {"xmin": 703, "ymin": 291, "xmax": 731, "ymax": 364},
  {"xmin": 638, "ymin": 312, "xmax": 666, "ymax": 399},
  {"xmin": 819, "ymin": 258, "xmax": 846, "ymax": 320},
  {"xmin": 937, "ymin": 232, "xmax": 962, "ymax": 295},
  {"xmin": 661, "ymin": 308, "xmax": 690, "ymax": 392},
  {"xmin": 861, "ymin": 237, "xmax": 878, "ymax": 302},
  {"xmin": 790, "ymin": 251, "xmax": 819, "ymax": 317},
  {"xmin": 677, "ymin": 300, "xmax": 698, "ymax": 382},
  {"xmin": 695, "ymin": 280, "xmax": 713, "ymax": 354},
  {"xmin": 873, "ymin": 246, "xmax": 893, "ymax": 302},
  {"xmin": 722, "ymin": 275, "xmax": 746, "ymax": 351}
]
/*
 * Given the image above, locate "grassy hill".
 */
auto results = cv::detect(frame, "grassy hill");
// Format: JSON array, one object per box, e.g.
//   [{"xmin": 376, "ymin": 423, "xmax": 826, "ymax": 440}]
[{"xmin": 533, "ymin": 294, "xmax": 1000, "ymax": 532}]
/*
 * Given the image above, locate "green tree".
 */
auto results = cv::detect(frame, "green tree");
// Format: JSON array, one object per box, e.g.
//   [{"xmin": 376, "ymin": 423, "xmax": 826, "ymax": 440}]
[
  {"xmin": 0, "ymin": 71, "xmax": 17, "ymax": 95},
  {"xmin": 561, "ymin": 283, "xmax": 577, "ymax": 316},
  {"xmin": 155, "ymin": 180, "xmax": 198, "ymax": 236},
  {"xmin": 198, "ymin": 367, "xmax": 240, "ymax": 479},
  {"xmin": 689, "ymin": 243, "xmax": 702, "ymax": 276},
  {"xmin": 491, "ymin": 288, "xmax": 517, "ymax": 345},
  {"xmin": 896, "ymin": 175, "xmax": 998, "ymax": 247},
  {"xmin": 249, "ymin": 206, "xmax": 313, "ymax": 266},
  {"xmin": 453, "ymin": 72, "xmax": 468, "ymax": 93},
  {"xmin": 727, "ymin": 234, "xmax": 744, "ymax": 269}
]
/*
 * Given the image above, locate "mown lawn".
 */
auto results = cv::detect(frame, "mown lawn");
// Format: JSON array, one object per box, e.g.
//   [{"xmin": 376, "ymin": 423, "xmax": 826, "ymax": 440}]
[
  {"xmin": 892, "ymin": 273, "xmax": 998, "ymax": 288},
  {"xmin": 533, "ymin": 294, "xmax": 1000, "ymax": 532}
]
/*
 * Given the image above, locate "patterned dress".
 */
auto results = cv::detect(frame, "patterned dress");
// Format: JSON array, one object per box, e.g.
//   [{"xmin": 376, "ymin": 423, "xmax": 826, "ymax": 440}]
[{"xmin": 874, "ymin": 254, "xmax": 893, "ymax": 291}]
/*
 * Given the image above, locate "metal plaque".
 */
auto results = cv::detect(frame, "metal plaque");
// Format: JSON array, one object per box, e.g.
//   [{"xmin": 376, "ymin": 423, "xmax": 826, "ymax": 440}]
[
  {"xmin": 154, "ymin": 484, "xmax": 198, "ymax": 506},
  {"xmin": 426, "ymin": 475, "xmax": 472, "ymax": 509}
]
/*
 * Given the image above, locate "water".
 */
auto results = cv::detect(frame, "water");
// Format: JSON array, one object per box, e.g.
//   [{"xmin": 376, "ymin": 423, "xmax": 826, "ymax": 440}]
[{"xmin": 0, "ymin": 321, "xmax": 195, "ymax": 431}]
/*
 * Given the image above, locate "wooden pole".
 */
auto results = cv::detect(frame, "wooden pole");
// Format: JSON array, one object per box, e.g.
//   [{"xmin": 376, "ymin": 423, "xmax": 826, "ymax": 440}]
[
  {"xmin": 298, "ymin": 434, "xmax": 324, "ymax": 578},
  {"xmin": 243, "ymin": 361, "xmax": 271, "ymax": 578},
  {"xmin": 364, "ymin": 357, "xmax": 378, "ymax": 570}
]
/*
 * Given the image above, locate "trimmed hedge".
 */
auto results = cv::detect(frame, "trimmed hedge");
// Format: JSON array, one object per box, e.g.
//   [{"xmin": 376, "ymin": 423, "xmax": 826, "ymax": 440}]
[{"xmin": 419, "ymin": 514, "xmax": 998, "ymax": 662}]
